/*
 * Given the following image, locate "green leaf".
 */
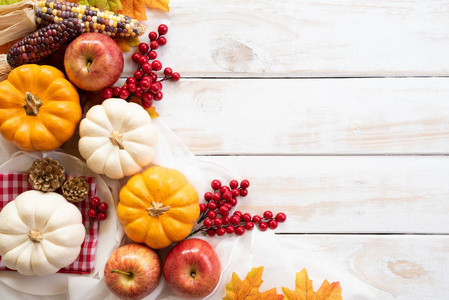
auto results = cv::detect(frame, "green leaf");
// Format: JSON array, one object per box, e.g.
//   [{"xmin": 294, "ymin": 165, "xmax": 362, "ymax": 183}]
[
  {"xmin": 0, "ymin": 0, "xmax": 23, "ymax": 5},
  {"xmin": 76, "ymin": 0, "xmax": 122, "ymax": 12}
]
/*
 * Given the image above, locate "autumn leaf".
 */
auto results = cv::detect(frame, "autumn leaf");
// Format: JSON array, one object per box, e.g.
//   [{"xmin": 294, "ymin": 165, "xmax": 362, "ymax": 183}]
[
  {"xmin": 145, "ymin": 106, "xmax": 159, "ymax": 119},
  {"xmin": 0, "ymin": 0, "xmax": 22, "ymax": 5},
  {"xmin": 224, "ymin": 266, "xmax": 284, "ymax": 300},
  {"xmin": 282, "ymin": 269, "xmax": 342, "ymax": 300},
  {"xmin": 76, "ymin": 0, "xmax": 122, "ymax": 12},
  {"xmin": 115, "ymin": 36, "xmax": 140, "ymax": 52},
  {"xmin": 145, "ymin": 0, "xmax": 169, "ymax": 12},
  {"xmin": 118, "ymin": 0, "xmax": 146, "ymax": 21}
]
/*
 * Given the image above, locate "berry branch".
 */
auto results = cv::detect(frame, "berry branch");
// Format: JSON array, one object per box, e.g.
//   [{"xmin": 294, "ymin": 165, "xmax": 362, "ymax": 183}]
[{"xmin": 189, "ymin": 179, "xmax": 287, "ymax": 238}]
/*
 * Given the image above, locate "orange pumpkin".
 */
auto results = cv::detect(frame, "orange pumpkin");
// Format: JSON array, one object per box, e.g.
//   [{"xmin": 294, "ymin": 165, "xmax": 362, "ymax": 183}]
[
  {"xmin": 117, "ymin": 166, "xmax": 200, "ymax": 249},
  {"xmin": 0, "ymin": 64, "xmax": 81, "ymax": 151}
]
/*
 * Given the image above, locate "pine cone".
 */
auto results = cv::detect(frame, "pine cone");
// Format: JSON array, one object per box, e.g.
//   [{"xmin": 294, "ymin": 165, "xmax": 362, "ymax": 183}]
[
  {"xmin": 28, "ymin": 157, "xmax": 65, "ymax": 192},
  {"xmin": 61, "ymin": 176, "xmax": 89, "ymax": 203}
]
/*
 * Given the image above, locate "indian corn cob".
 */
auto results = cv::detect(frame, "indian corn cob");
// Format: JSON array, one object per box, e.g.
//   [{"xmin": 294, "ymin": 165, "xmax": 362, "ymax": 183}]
[
  {"xmin": 35, "ymin": 0, "xmax": 146, "ymax": 39},
  {"xmin": 6, "ymin": 18, "xmax": 83, "ymax": 69}
]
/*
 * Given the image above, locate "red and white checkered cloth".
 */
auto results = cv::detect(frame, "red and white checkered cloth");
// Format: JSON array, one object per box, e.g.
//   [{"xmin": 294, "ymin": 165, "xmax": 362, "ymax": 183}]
[{"xmin": 0, "ymin": 173, "xmax": 98, "ymax": 274}]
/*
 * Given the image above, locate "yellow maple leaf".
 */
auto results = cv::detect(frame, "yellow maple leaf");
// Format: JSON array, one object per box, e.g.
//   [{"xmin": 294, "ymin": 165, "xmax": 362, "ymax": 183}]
[
  {"xmin": 145, "ymin": 0, "xmax": 169, "ymax": 11},
  {"xmin": 115, "ymin": 36, "xmax": 141, "ymax": 52},
  {"xmin": 224, "ymin": 266, "xmax": 284, "ymax": 300},
  {"xmin": 145, "ymin": 106, "xmax": 159, "ymax": 119},
  {"xmin": 282, "ymin": 269, "xmax": 342, "ymax": 300},
  {"xmin": 118, "ymin": 0, "xmax": 147, "ymax": 21}
]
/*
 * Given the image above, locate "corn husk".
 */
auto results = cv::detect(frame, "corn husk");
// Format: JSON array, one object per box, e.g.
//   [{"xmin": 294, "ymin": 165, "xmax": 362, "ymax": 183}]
[{"xmin": 0, "ymin": 0, "xmax": 37, "ymax": 45}]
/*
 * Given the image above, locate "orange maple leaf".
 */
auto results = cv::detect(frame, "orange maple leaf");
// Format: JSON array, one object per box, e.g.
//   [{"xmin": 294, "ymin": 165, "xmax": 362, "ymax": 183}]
[
  {"xmin": 118, "ymin": 0, "xmax": 147, "ymax": 21},
  {"xmin": 223, "ymin": 266, "xmax": 284, "ymax": 300},
  {"xmin": 282, "ymin": 269, "xmax": 342, "ymax": 300},
  {"xmin": 145, "ymin": 0, "xmax": 169, "ymax": 11}
]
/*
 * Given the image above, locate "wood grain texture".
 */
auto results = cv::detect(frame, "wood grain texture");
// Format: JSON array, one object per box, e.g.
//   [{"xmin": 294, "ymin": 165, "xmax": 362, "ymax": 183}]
[
  {"xmin": 152, "ymin": 78, "xmax": 449, "ymax": 155},
  {"xmin": 196, "ymin": 156, "xmax": 449, "ymax": 233},
  {"xmin": 123, "ymin": 0, "xmax": 449, "ymax": 77},
  {"xmin": 276, "ymin": 235, "xmax": 449, "ymax": 299}
]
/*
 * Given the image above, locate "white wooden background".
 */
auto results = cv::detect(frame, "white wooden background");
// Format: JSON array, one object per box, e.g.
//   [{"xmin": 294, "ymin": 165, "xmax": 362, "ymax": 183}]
[{"xmin": 131, "ymin": 0, "xmax": 449, "ymax": 299}]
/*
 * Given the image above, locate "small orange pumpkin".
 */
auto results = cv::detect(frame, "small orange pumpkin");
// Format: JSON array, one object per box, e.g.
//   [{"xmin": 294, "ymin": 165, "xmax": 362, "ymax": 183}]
[
  {"xmin": 0, "ymin": 64, "xmax": 81, "ymax": 151},
  {"xmin": 117, "ymin": 166, "xmax": 200, "ymax": 249}
]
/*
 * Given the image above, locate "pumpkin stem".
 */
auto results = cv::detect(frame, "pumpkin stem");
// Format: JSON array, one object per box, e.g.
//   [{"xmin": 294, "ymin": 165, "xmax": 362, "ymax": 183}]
[
  {"xmin": 147, "ymin": 201, "xmax": 171, "ymax": 217},
  {"xmin": 24, "ymin": 92, "xmax": 42, "ymax": 116},
  {"xmin": 28, "ymin": 229, "xmax": 43, "ymax": 243},
  {"xmin": 109, "ymin": 130, "xmax": 125, "ymax": 150}
]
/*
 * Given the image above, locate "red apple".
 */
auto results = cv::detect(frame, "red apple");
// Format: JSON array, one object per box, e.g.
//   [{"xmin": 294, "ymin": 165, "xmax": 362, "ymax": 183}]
[
  {"xmin": 64, "ymin": 32, "xmax": 123, "ymax": 91},
  {"xmin": 104, "ymin": 243, "xmax": 161, "ymax": 300},
  {"xmin": 163, "ymin": 238, "xmax": 221, "ymax": 298}
]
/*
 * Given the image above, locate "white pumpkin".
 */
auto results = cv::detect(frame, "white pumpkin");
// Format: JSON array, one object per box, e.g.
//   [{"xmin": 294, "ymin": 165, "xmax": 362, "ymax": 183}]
[
  {"xmin": 0, "ymin": 190, "xmax": 86, "ymax": 276},
  {"xmin": 78, "ymin": 98, "xmax": 158, "ymax": 179}
]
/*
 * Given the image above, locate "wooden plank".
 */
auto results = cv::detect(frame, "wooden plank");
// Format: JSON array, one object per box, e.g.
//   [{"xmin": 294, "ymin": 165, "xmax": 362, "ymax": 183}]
[
  {"xmin": 262, "ymin": 234, "xmax": 449, "ymax": 299},
  {"xmin": 152, "ymin": 78, "xmax": 449, "ymax": 155},
  {"xmin": 123, "ymin": 0, "xmax": 449, "ymax": 77},
  {"xmin": 196, "ymin": 156, "xmax": 449, "ymax": 234}
]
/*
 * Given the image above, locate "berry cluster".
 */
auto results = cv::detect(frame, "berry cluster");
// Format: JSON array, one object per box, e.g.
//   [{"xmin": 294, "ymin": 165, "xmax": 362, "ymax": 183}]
[
  {"xmin": 190, "ymin": 179, "xmax": 286, "ymax": 237},
  {"xmin": 102, "ymin": 24, "xmax": 180, "ymax": 109},
  {"xmin": 86, "ymin": 196, "xmax": 108, "ymax": 231}
]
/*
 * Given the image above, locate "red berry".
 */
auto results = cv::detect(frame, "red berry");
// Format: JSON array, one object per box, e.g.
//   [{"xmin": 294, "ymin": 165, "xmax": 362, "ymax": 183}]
[
  {"xmin": 127, "ymin": 83, "xmax": 137, "ymax": 93},
  {"xmin": 121, "ymin": 85, "xmax": 128, "ymax": 92},
  {"xmin": 204, "ymin": 192, "xmax": 213, "ymax": 201},
  {"xmin": 244, "ymin": 221, "xmax": 254, "ymax": 231},
  {"xmin": 229, "ymin": 180, "xmax": 239, "ymax": 189},
  {"xmin": 235, "ymin": 226, "xmax": 245, "ymax": 236},
  {"xmin": 259, "ymin": 222, "xmax": 268, "ymax": 231},
  {"xmin": 142, "ymin": 92, "xmax": 153, "ymax": 108},
  {"xmin": 87, "ymin": 209, "xmax": 97, "ymax": 218},
  {"xmin": 208, "ymin": 201, "xmax": 217, "ymax": 211},
  {"xmin": 139, "ymin": 80, "xmax": 151, "ymax": 90},
  {"xmin": 90, "ymin": 197, "xmax": 101, "ymax": 206},
  {"xmin": 171, "ymin": 72, "xmax": 181, "ymax": 81},
  {"xmin": 263, "ymin": 211, "xmax": 273, "ymax": 220},
  {"xmin": 150, "ymin": 41, "xmax": 159, "ymax": 50},
  {"xmin": 148, "ymin": 51, "xmax": 157, "ymax": 60},
  {"xmin": 239, "ymin": 188, "xmax": 248, "ymax": 197},
  {"xmin": 152, "ymin": 60, "xmax": 162, "ymax": 71},
  {"xmin": 242, "ymin": 213, "xmax": 252, "ymax": 222},
  {"xmin": 218, "ymin": 205, "xmax": 229, "ymax": 217},
  {"xmin": 207, "ymin": 210, "xmax": 217, "ymax": 219},
  {"xmin": 134, "ymin": 70, "xmax": 144, "ymax": 80},
  {"xmin": 226, "ymin": 225, "xmax": 235, "ymax": 234},
  {"xmin": 199, "ymin": 203, "xmax": 207, "ymax": 213},
  {"xmin": 150, "ymin": 72, "xmax": 158, "ymax": 82},
  {"xmin": 233, "ymin": 211, "xmax": 242, "ymax": 217},
  {"xmin": 252, "ymin": 215, "xmax": 262, "ymax": 224},
  {"xmin": 230, "ymin": 215, "xmax": 241, "ymax": 225},
  {"xmin": 222, "ymin": 216, "xmax": 230, "ymax": 225},
  {"xmin": 216, "ymin": 227, "xmax": 226, "ymax": 236},
  {"xmin": 158, "ymin": 36, "xmax": 167, "ymax": 46},
  {"xmin": 154, "ymin": 91, "xmax": 163, "ymax": 101},
  {"xmin": 220, "ymin": 186, "xmax": 230, "ymax": 194},
  {"xmin": 228, "ymin": 197, "xmax": 237, "ymax": 206},
  {"xmin": 216, "ymin": 200, "xmax": 225, "ymax": 207},
  {"xmin": 275, "ymin": 212, "xmax": 287, "ymax": 223},
  {"xmin": 150, "ymin": 83, "xmax": 161, "ymax": 93},
  {"xmin": 148, "ymin": 31, "xmax": 158, "ymax": 41},
  {"xmin": 134, "ymin": 86, "xmax": 143, "ymax": 98},
  {"xmin": 141, "ymin": 62, "xmax": 152, "ymax": 74},
  {"xmin": 98, "ymin": 202, "xmax": 108, "ymax": 212},
  {"xmin": 268, "ymin": 219, "xmax": 278, "ymax": 230},
  {"xmin": 225, "ymin": 203, "xmax": 233, "ymax": 210},
  {"xmin": 102, "ymin": 88, "xmax": 113, "ymax": 99},
  {"xmin": 131, "ymin": 52, "xmax": 141, "ymax": 63},
  {"xmin": 213, "ymin": 218, "xmax": 223, "ymax": 227},
  {"xmin": 97, "ymin": 212, "xmax": 107, "ymax": 221},
  {"xmin": 141, "ymin": 75, "xmax": 153, "ymax": 84},
  {"xmin": 119, "ymin": 90, "xmax": 129, "ymax": 100},
  {"xmin": 240, "ymin": 179, "xmax": 250, "ymax": 189},
  {"xmin": 203, "ymin": 218, "xmax": 213, "ymax": 228},
  {"xmin": 137, "ymin": 55, "xmax": 148, "ymax": 65},
  {"xmin": 163, "ymin": 67, "xmax": 173, "ymax": 77},
  {"xmin": 212, "ymin": 192, "xmax": 221, "ymax": 202},
  {"xmin": 138, "ymin": 42, "xmax": 149, "ymax": 54},
  {"xmin": 126, "ymin": 77, "xmax": 137, "ymax": 85},
  {"xmin": 112, "ymin": 86, "xmax": 121, "ymax": 97},
  {"xmin": 211, "ymin": 179, "xmax": 222, "ymax": 190},
  {"xmin": 158, "ymin": 24, "xmax": 168, "ymax": 35},
  {"xmin": 231, "ymin": 188, "xmax": 240, "ymax": 198},
  {"xmin": 206, "ymin": 228, "xmax": 216, "ymax": 237}
]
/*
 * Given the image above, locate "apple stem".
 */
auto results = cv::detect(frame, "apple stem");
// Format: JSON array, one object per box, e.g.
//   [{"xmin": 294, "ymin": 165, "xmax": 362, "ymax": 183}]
[
  {"xmin": 111, "ymin": 270, "xmax": 133, "ymax": 276},
  {"xmin": 86, "ymin": 60, "xmax": 92, "ymax": 73}
]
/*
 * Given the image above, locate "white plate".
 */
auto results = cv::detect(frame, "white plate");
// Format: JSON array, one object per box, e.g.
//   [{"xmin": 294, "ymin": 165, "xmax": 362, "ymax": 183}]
[{"xmin": 0, "ymin": 151, "xmax": 123, "ymax": 296}]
